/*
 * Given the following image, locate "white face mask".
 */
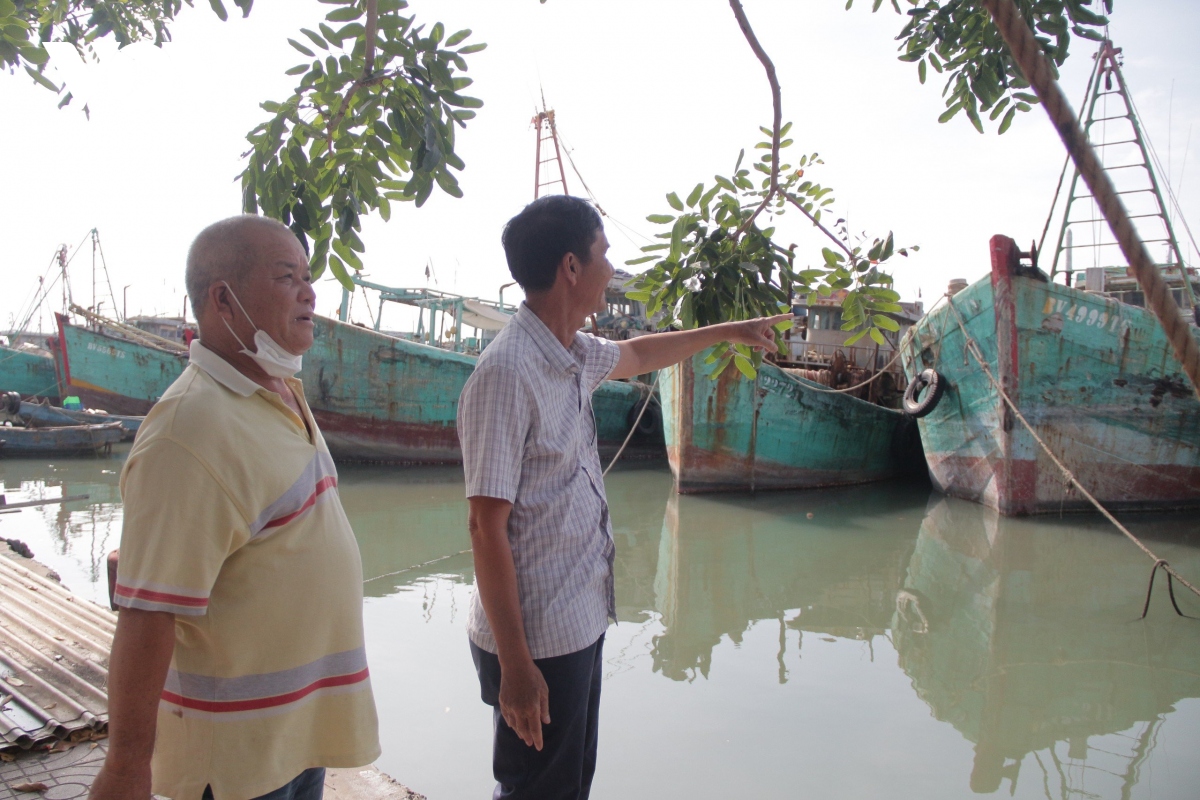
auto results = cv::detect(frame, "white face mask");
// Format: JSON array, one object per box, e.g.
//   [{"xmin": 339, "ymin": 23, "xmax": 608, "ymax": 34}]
[{"xmin": 219, "ymin": 281, "xmax": 304, "ymax": 378}]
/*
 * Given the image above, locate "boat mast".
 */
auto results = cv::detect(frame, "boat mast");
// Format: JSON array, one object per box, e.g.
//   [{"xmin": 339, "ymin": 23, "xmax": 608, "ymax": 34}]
[
  {"xmin": 1047, "ymin": 40, "xmax": 1196, "ymax": 310},
  {"xmin": 532, "ymin": 103, "xmax": 569, "ymax": 199}
]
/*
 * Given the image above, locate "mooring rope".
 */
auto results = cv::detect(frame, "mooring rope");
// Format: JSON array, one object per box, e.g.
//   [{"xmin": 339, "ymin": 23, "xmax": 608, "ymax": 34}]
[
  {"xmin": 363, "ymin": 549, "xmax": 473, "ymax": 585},
  {"xmin": 603, "ymin": 371, "xmax": 662, "ymax": 477},
  {"xmin": 982, "ymin": 0, "xmax": 1200, "ymax": 400},
  {"xmin": 943, "ymin": 296, "xmax": 1199, "ymax": 614}
]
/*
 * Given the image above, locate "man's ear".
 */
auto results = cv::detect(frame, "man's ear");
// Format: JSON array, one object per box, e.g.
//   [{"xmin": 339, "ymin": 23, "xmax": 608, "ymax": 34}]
[
  {"xmin": 208, "ymin": 281, "xmax": 234, "ymax": 321},
  {"xmin": 559, "ymin": 252, "xmax": 580, "ymax": 287}
]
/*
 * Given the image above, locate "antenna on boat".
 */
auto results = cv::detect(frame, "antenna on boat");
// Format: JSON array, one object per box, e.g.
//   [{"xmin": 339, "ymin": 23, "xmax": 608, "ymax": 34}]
[
  {"xmin": 532, "ymin": 90, "xmax": 569, "ymax": 199},
  {"xmin": 1043, "ymin": 40, "xmax": 1197, "ymax": 312}
]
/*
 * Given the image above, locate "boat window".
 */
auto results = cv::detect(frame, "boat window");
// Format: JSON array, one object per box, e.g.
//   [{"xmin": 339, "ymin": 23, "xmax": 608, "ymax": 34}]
[{"xmin": 809, "ymin": 309, "xmax": 843, "ymax": 330}]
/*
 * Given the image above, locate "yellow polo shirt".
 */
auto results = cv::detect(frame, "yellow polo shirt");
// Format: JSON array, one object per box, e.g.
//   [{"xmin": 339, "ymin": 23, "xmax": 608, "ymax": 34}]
[{"xmin": 115, "ymin": 341, "xmax": 379, "ymax": 800}]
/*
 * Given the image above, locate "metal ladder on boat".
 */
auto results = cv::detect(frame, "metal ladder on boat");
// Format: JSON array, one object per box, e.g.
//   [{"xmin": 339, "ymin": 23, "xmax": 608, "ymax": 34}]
[
  {"xmin": 532, "ymin": 104, "xmax": 569, "ymax": 199},
  {"xmin": 1042, "ymin": 40, "xmax": 1197, "ymax": 313}
]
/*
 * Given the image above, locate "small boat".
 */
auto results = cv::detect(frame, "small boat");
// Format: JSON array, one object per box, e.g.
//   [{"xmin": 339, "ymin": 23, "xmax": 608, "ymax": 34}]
[
  {"xmin": 661, "ymin": 353, "xmax": 922, "ymax": 493},
  {"xmin": 0, "ymin": 421, "xmax": 124, "ymax": 457},
  {"xmin": 18, "ymin": 399, "xmax": 142, "ymax": 441}
]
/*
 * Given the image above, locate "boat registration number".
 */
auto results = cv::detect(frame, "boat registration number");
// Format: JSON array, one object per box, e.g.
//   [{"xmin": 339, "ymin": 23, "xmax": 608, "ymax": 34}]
[
  {"xmin": 87, "ymin": 341, "xmax": 126, "ymax": 359},
  {"xmin": 1041, "ymin": 296, "xmax": 1124, "ymax": 332}
]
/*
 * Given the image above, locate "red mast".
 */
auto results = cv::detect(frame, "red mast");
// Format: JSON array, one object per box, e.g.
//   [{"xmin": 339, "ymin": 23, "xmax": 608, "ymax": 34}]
[{"xmin": 532, "ymin": 107, "xmax": 569, "ymax": 199}]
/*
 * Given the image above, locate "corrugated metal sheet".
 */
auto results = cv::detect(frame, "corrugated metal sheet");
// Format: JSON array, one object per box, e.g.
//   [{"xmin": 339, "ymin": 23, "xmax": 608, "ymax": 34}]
[{"xmin": 0, "ymin": 553, "xmax": 112, "ymax": 753}]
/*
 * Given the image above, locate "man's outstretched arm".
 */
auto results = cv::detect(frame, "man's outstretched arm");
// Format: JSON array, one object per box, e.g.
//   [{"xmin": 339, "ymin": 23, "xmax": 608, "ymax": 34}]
[
  {"xmin": 468, "ymin": 495, "xmax": 551, "ymax": 751},
  {"xmin": 89, "ymin": 608, "xmax": 176, "ymax": 800},
  {"xmin": 609, "ymin": 314, "xmax": 791, "ymax": 380}
]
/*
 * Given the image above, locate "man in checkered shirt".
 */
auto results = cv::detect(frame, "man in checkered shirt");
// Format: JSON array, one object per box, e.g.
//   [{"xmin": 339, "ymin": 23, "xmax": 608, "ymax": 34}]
[{"xmin": 458, "ymin": 195, "xmax": 788, "ymax": 800}]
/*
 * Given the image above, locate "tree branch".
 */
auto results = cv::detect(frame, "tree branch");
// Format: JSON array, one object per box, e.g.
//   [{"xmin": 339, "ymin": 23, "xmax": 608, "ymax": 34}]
[
  {"xmin": 729, "ymin": 0, "xmax": 782, "ymax": 239},
  {"xmin": 326, "ymin": 0, "xmax": 380, "ymax": 153},
  {"xmin": 783, "ymin": 192, "xmax": 854, "ymax": 259}
]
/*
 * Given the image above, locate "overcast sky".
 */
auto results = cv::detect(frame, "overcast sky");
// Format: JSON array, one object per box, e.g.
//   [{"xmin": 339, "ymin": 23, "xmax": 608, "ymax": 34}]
[{"xmin": 3, "ymin": 0, "xmax": 1197, "ymax": 334}]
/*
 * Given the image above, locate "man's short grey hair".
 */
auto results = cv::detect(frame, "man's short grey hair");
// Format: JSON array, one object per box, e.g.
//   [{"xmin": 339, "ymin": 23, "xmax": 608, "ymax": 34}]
[{"xmin": 185, "ymin": 215, "xmax": 296, "ymax": 317}]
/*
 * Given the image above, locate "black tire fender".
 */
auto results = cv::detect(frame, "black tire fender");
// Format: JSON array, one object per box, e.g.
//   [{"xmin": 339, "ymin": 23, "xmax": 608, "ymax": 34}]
[
  {"xmin": 903, "ymin": 369, "xmax": 946, "ymax": 418},
  {"xmin": 626, "ymin": 397, "xmax": 662, "ymax": 440}
]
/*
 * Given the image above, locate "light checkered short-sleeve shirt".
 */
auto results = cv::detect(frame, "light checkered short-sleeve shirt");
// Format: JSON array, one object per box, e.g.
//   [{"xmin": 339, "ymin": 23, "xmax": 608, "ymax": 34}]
[{"xmin": 458, "ymin": 303, "xmax": 621, "ymax": 659}]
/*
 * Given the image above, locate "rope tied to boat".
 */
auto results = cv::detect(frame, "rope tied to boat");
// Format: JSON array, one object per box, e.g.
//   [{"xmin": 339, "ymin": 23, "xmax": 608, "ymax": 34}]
[
  {"xmin": 982, "ymin": 0, "xmax": 1200, "ymax": 401},
  {"xmin": 943, "ymin": 295, "xmax": 1200, "ymax": 615},
  {"xmin": 603, "ymin": 371, "xmax": 662, "ymax": 477}
]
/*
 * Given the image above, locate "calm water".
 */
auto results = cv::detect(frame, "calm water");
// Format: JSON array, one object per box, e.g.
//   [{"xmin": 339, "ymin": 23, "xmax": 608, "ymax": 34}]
[{"xmin": 2, "ymin": 450, "xmax": 1199, "ymax": 799}]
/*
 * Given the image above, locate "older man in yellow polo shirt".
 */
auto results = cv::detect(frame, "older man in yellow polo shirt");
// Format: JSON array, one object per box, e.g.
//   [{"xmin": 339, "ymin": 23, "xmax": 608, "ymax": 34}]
[{"xmin": 89, "ymin": 216, "xmax": 379, "ymax": 800}]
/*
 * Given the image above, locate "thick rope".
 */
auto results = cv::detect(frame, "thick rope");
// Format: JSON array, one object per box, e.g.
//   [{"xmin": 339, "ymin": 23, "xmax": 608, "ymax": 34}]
[
  {"xmin": 983, "ymin": 0, "xmax": 1200, "ymax": 400},
  {"xmin": 943, "ymin": 296, "xmax": 1200, "ymax": 606},
  {"xmin": 792, "ymin": 347, "xmax": 903, "ymax": 394},
  {"xmin": 604, "ymin": 372, "xmax": 662, "ymax": 477}
]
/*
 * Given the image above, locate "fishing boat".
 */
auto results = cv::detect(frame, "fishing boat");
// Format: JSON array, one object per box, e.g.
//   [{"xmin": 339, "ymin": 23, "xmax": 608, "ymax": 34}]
[
  {"xmin": 661, "ymin": 352, "xmax": 922, "ymax": 493},
  {"xmin": 18, "ymin": 399, "xmax": 142, "ymax": 441},
  {"xmin": 52, "ymin": 308, "xmax": 189, "ymax": 416},
  {"xmin": 0, "ymin": 340, "xmax": 60, "ymax": 403},
  {"xmin": 54, "ymin": 306, "xmax": 654, "ymax": 464},
  {"xmin": 0, "ymin": 421, "xmax": 124, "ymax": 457},
  {"xmin": 306, "ymin": 313, "xmax": 650, "ymax": 463},
  {"xmin": 899, "ymin": 41, "xmax": 1200, "ymax": 515}
]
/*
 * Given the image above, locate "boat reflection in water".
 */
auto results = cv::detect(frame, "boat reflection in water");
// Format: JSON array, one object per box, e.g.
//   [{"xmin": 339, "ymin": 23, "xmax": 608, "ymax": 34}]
[
  {"xmin": 895, "ymin": 496, "xmax": 1200, "ymax": 796},
  {"xmin": 648, "ymin": 483, "xmax": 922, "ymax": 682},
  {"xmin": 0, "ymin": 451, "xmax": 125, "ymax": 606}
]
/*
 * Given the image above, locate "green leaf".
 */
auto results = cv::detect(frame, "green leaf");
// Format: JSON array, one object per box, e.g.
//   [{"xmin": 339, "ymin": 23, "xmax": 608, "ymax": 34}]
[
  {"xmin": 446, "ymin": 28, "xmax": 472, "ymax": 46},
  {"xmin": 918, "ymin": 59, "xmax": 927, "ymax": 85},
  {"xmin": 869, "ymin": 327, "xmax": 887, "ymax": 346},
  {"xmin": 938, "ymin": 103, "xmax": 962, "ymax": 124},
  {"xmin": 325, "ymin": 6, "xmax": 362, "ymax": 22},
  {"xmin": 288, "ymin": 38, "xmax": 316, "ymax": 57},
  {"xmin": 666, "ymin": 192, "xmax": 684, "ymax": 212},
  {"xmin": 998, "ymin": 106, "xmax": 1017, "ymax": 134},
  {"xmin": 24, "ymin": 65, "xmax": 57, "ymax": 92},
  {"xmin": 686, "ymin": 182, "xmax": 704, "ymax": 208},
  {"xmin": 457, "ymin": 43, "xmax": 487, "ymax": 54},
  {"xmin": 843, "ymin": 328, "xmax": 869, "ymax": 347},
  {"xmin": 208, "ymin": 0, "xmax": 229, "ymax": 22},
  {"xmin": 709, "ymin": 353, "xmax": 734, "ymax": 380},
  {"xmin": 873, "ymin": 314, "xmax": 900, "ymax": 332},
  {"xmin": 646, "ymin": 214, "xmax": 675, "ymax": 224},
  {"xmin": 732, "ymin": 354, "xmax": 756, "ymax": 380}
]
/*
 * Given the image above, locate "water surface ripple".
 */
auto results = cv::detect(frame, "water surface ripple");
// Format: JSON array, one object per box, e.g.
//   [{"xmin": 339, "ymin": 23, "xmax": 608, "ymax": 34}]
[{"xmin": 2, "ymin": 453, "xmax": 1197, "ymax": 799}]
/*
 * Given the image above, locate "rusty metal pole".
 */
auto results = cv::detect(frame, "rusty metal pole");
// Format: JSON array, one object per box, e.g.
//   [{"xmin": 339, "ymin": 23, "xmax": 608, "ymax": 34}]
[{"xmin": 982, "ymin": 0, "xmax": 1200, "ymax": 400}]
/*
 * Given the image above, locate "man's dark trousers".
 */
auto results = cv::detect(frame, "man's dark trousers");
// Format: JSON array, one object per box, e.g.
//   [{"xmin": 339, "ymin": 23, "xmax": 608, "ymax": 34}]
[{"xmin": 471, "ymin": 635, "xmax": 605, "ymax": 800}]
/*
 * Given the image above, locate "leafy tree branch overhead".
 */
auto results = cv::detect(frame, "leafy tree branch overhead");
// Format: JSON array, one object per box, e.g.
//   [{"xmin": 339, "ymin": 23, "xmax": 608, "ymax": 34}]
[
  {"xmin": 628, "ymin": 0, "xmax": 916, "ymax": 382},
  {"xmin": 851, "ymin": 0, "xmax": 1113, "ymax": 133},
  {"xmin": 4, "ymin": 0, "xmax": 484, "ymax": 291},
  {"xmin": 239, "ymin": 0, "xmax": 484, "ymax": 289}
]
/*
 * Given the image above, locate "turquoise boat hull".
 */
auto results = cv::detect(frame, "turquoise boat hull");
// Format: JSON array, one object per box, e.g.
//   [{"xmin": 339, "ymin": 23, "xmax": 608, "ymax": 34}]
[
  {"xmin": 900, "ymin": 235, "xmax": 1200, "ymax": 515},
  {"xmin": 0, "ymin": 345, "xmax": 60, "ymax": 402},
  {"xmin": 55, "ymin": 313, "xmax": 185, "ymax": 416},
  {"xmin": 661, "ymin": 351, "xmax": 921, "ymax": 493},
  {"xmin": 307, "ymin": 316, "xmax": 654, "ymax": 463},
  {"xmin": 54, "ymin": 313, "xmax": 656, "ymax": 463}
]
